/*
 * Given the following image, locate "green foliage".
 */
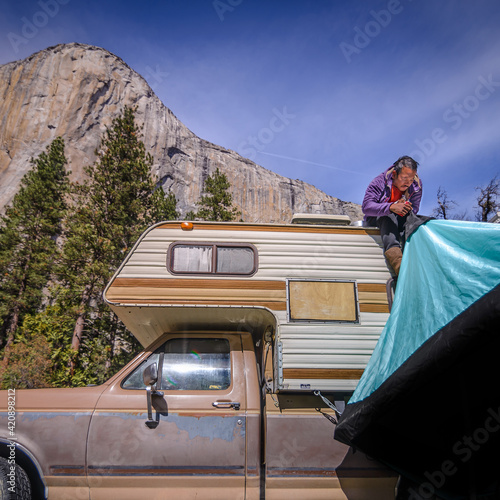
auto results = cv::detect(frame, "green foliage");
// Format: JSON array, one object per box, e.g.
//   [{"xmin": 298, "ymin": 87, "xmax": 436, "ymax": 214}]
[
  {"xmin": 0, "ymin": 137, "xmax": 68, "ymax": 347},
  {"xmin": 68, "ymin": 305, "xmax": 142, "ymax": 387},
  {"xmin": 150, "ymin": 187, "xmax": 179, "ymax": 222},
  {"xmin": 0, "ymin": 334, "xmax": 53, "ymax": 389},
  {"xmin": 195, "ymin": 168, "xmax": 241, "ymax": 221},
  {"xmin": 0, "ymin": 306, "xmax": 73, "ymax": 388},
  {"xmin": 72, "ymin": 318, "xmax": 141, "ymax": 387},
  {"xmin": 0, "ymin": 108, "xmax": 180, "ymax": 387},
  {"xmin": 21, "ymin": 306, "xmax": 74, "ymax": 385},
  {"xmin": 60, "ymin": 107, "xmax": 156, "ymax": 282},
  {"xmin": 51, "ymin": 107, "xmax": 169, "ymax": 386},
  {"xmin": 3, "ymin": 306, "xmax": 139, "ymax": 388}
]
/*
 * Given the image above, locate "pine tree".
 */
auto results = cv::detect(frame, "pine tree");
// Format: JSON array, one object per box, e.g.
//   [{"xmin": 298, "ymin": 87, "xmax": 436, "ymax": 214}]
[
  {"xmin": 195, "ymin": 168, "xmax": 241, "ymax": 221},
  {"xmin": 54, "ymin": 107, "xmax": 167, "ymax": 383},
  {"xmin": 150, "ymin": 187, "xmax": 179, "ymax": 222},
  {"xmin": 19, "ymin": 305, "xmax": 75, "ymax": 387},
  {"xmin": 0, "ymin": 137, "xmax": 68, "ymax": 350}
]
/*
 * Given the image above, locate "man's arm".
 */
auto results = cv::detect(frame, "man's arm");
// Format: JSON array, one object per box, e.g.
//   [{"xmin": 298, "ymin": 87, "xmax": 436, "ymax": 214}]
[
  {"xmin": 409, "ymin": 183, "xmax": 423, "ymax": 214},
  {"xmin": 362, "ymin": 179, "xmax": 392, "ymax": 217}
]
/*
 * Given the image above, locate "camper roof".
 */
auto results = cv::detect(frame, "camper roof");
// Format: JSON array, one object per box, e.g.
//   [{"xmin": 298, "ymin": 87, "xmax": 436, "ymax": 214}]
[{"xmin": 291, "ymin": 213, "xmax": 352, "ymax": 225}]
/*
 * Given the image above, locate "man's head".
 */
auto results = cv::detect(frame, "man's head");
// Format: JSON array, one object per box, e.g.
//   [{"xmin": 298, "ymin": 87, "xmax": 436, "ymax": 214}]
[{"xmin": 392, "ymin": 156, "xmax": 418, "ymax": 192}]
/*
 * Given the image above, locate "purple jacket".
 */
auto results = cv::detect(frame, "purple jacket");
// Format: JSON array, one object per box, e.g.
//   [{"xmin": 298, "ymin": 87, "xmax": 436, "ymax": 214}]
[{"xmin": 362, "ymin": 166, "xmax": 423, "ymax": 219}]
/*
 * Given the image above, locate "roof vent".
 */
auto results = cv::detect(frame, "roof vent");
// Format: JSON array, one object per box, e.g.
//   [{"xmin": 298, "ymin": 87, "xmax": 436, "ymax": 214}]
[{"xmin": 291, "ymin": 213, "xmax": 352, "ymax": 226}]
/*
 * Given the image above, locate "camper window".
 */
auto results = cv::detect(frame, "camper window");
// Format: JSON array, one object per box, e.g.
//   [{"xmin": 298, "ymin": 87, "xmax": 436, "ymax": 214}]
[
  {"xmin": 216, "ymin": 246, "xmax": 254, "ymax": 274},
  {"xmin": 168, "ymin": 242, "xmax": 257, "ymax": 275},
  {"xmin": 288, "ymin": 279, "xmax": 360, "ymax": 323},
  {"xmin": 171, "ymin": 244, "xmax": 213, "ymax": 273}
]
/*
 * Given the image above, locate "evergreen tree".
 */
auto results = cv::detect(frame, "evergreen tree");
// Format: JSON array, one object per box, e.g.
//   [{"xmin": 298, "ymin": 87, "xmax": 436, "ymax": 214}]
[
  {"xmin": 0, "ymin": 305, "xmax": 74, "ymax": 389},
  {"xmin": 150, "ymin": 187, "xmax": 179, "ymax": 222},
  {"xmin": 20, "ymin": 305, "xmax": 75, "ymax": 387},
  {"xmin": 0, "ymin": 137, "xmax": 68, "ymax": 350},
  {"xmin": 54, "ymin": 107, "xmax": 166, "ymax": 383},
  {"xmin": 195, "ymin": 168, "xmax": 241, "ymax": 221}
]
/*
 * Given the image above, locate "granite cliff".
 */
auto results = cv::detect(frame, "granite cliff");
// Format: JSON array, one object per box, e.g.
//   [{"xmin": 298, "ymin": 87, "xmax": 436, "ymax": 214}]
[{"xmin": 0, "ymin": 43, "xmax": 362, "ymax": 222}]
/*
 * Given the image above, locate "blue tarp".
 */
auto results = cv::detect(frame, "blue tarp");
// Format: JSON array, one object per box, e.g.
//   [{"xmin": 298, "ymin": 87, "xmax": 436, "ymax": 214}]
[{"xmin": 351, "ymin": 219, "xmax": 500, "ymax": 405}]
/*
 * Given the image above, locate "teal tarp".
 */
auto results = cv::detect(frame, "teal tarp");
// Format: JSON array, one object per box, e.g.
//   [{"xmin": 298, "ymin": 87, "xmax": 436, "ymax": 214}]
[
  {"xmin": 350, "ymin": 219, "xmax": 500, "ymax": 405},
  {"xmin": 335, "ymin": 218, "xmax": 500, "ymax": 497}
]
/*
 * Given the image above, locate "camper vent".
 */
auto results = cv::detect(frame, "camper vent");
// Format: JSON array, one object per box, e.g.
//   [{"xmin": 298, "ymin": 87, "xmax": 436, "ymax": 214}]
[{"xmin": 291, "ymin": 213, "xmax": 352, "ymax": 226}]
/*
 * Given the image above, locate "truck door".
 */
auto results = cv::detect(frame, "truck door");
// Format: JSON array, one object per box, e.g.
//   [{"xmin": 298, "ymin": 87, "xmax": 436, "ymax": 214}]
[{"xmin": 86, "ymin": 333, "xmax": 250, "ymax": 500}]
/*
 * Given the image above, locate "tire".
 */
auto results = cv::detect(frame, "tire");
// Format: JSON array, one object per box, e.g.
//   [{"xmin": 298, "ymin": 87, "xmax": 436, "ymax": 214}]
[{"xmin": 0, "ymin": 456, "xmax": 32, "ymax": 500}]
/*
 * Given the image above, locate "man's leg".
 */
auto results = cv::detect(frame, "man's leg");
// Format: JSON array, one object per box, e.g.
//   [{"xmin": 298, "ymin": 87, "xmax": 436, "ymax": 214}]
[
  {"xmin": 373, "ymin": 214, "xmax": 407, "ymax": 276},
  {"xmin": 377, "ymin": 213, "xmax": 406, "ymax": 252}
]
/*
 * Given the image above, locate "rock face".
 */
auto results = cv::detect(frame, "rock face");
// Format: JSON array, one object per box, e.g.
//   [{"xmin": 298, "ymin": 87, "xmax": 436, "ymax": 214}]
[{"xmin": 0, "ymin": 43, "xmax": 362, "ymax": 222}]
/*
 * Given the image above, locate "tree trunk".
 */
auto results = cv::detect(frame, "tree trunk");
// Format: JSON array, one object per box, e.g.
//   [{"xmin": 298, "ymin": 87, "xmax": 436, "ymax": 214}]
[
  {"xmin": 3, "ymin": 309, "xmax": 20, "ymax": 351},
  {"xmin": 2, "ymin": 258, "xmax": 30, "ymax": 352},
  {"xmin": 69, "ymin": 284, "xmax": 92, "ymax": 374},
  {"xmin": 71, "ymin": 312, "xmax": 86, "ymax": 352}
]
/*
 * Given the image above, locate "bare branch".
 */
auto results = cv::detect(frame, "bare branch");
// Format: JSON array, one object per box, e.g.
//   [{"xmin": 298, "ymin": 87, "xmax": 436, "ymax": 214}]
[
  {"xmin": 432, "ymin": 186, "xmax": 457, "ymax": 220},
  {"xmin": 475, "ymin": 175, "xmax": 499, "ymax": 222}
]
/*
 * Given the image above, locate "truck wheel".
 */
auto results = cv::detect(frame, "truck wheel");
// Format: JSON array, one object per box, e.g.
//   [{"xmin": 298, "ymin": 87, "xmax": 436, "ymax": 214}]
[{"xmin": 0, "ymin": 457, "xmax": 32, "ymax": 500}]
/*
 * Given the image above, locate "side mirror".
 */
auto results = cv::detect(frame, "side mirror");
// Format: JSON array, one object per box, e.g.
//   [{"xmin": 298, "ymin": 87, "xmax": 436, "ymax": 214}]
[
  {"xmin": 143, "ymin": 362, "xmax": 158, "ymax": 386},
  {"xmin": 143, "ymin": 363, "xmax": 163, "ymax": 429}
]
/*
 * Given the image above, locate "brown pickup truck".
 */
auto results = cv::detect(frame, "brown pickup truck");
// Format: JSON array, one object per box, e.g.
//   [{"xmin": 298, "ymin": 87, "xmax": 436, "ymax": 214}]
[{"xmin": 0, "ymin": 217, "xmax": 399, "ymax": 499}]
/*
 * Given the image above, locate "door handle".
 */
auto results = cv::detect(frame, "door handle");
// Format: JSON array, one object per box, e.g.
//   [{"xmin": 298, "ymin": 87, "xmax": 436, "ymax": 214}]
[{"xmin": 212, "ymin": 401, "xmax": 241, "ymax": 410}]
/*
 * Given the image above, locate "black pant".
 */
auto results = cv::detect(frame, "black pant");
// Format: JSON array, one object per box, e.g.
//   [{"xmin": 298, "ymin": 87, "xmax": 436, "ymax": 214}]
[{"xmin": 366, "ymin": 212, "xmax": 408, "ymax": 253}]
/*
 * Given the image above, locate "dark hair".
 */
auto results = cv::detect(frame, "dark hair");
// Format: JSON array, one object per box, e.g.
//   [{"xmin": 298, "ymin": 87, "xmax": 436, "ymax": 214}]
[{"xmin": 393, "ymin": 156, "xmax": 419, "ymax": 175}]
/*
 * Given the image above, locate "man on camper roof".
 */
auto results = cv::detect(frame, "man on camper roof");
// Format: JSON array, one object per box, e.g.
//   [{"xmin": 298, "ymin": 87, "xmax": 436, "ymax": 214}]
[{"xmin": 362, "ymin": 156, "xmax": 422, "ymax": 276}]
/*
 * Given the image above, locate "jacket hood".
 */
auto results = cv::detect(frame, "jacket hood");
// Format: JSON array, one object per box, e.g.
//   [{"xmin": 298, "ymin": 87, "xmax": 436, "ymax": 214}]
[{"xmin": 384, "ymin": 166, "xmax": 422, "ymax": 193}]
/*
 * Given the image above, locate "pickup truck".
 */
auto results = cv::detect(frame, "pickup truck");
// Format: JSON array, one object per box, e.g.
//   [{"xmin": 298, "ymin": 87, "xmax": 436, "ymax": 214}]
[{"xmin": 0, "ymin": 217, "xmax": 399, "ymax": 499}]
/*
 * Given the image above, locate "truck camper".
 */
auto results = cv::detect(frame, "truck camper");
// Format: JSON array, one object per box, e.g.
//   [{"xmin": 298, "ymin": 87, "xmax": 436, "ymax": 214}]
[
  {"xmin": 105, "ymin": 216, "xmax": 395, "ymax": 392},
  {"xmin": 0, "ymin": 215, "xmax": 400, "ymax": 500}
]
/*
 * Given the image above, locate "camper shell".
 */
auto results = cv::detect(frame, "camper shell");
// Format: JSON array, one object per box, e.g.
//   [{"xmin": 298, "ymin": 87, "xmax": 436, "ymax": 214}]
[{"xmin": 104, "ymin": 217, "xmax": 393, "ymax": 393}]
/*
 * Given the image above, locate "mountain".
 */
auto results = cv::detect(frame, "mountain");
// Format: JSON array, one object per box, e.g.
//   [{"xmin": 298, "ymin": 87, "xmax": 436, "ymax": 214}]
[{"xmin": 0, "ymin": 43, "xmax": 362, "ymax": 223}]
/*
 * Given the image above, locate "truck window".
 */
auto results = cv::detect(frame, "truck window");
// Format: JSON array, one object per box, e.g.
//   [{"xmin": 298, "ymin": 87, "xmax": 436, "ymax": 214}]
[
  {"xmin": 121, "ymin": 338, "xmax": 231, "ymax": 391},
  {"xmin": 161, "ymin": 338, "xmax": 230, "ymax": 390},
  {"xmin": 122, "ymin": 352, "xmax": 161, "ymax": 390},
  {"xmin": 168, "ymin": 243, "xmax": 256, "ymax": 275}
]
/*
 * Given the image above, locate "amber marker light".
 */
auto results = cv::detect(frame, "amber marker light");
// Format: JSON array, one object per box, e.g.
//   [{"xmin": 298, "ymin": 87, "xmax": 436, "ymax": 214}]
[{"xmin": 181, "ymin": 221, "xmax": 194, "ymax": 230}]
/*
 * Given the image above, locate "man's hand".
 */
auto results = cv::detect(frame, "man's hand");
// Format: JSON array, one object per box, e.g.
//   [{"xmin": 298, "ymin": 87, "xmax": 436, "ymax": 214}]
[{"xmin": 390, "ymin": 199, "xmax": 412, "ymax": 216}]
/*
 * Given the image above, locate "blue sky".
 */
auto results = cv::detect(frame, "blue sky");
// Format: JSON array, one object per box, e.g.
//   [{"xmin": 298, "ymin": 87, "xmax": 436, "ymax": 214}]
[{"xmin": 1, "ymin": 0, "xmax": 499, "ymax": 218}]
